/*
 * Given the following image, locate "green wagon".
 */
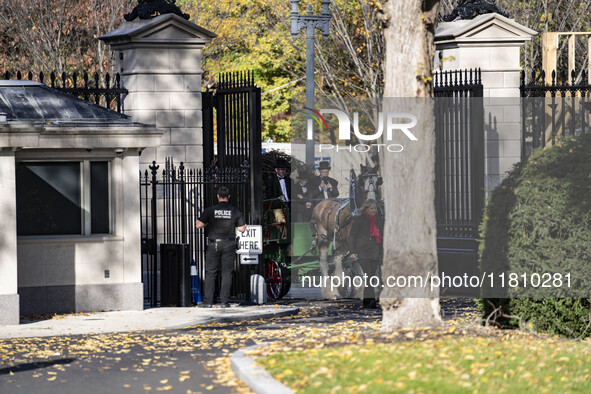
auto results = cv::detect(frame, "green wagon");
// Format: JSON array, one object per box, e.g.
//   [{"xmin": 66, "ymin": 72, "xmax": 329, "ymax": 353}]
[{"xmin": 262, "ymin": 198, "xmax": 365, "ymax": 301}]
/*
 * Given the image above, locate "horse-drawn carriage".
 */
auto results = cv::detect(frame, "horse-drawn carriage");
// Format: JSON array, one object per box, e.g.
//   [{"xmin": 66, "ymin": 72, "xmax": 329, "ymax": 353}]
[{"xmin": 262, "ymin": 165, "xmax": 382, "ymax": 301}]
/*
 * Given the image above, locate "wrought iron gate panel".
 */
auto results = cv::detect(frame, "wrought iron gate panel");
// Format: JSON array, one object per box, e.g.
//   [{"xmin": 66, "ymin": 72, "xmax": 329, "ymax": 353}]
[
  {"xmin": 204, "ymin": 72, "xmax": 263, "ymax": 299},
  {"xmin": 203, "ymin": 73, "xmax": 263, "ymax": 216},
  {"xmin": 434, "ymin": 69, "xmax": 484, "ymax": 295},
  {"xmin": 204, "ymin": 72, "xmax": 263, "ymax": 223},
  {"xmin": 434, "ymin": 69, "xmax": 484, "ymax": 239},
  {"xmin": 140, "ymin": 159, "xmax": 251, "ymax": 307}
]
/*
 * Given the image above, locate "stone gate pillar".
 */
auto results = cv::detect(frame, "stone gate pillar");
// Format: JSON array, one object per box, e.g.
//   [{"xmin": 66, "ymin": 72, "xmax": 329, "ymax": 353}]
[
  {"xmin": 100, "ymin": 13, "xmax": 216, "ymax": 169},
  {"xmin": 435, "ymin": 13, "xmax": 537, "ymax": 191},
  {"xmin": 0, "ymin": 150, "xmax": 19, "ymax": 325}
]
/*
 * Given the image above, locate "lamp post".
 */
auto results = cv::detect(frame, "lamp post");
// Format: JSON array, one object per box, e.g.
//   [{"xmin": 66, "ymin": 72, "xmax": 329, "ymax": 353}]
[{"xmin": 290, "ymin": 0, "xmax": 331, "ymax": 167}]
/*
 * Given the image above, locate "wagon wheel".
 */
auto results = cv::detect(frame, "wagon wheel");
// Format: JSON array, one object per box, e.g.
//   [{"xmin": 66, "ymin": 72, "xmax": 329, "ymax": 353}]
[
  {"xmin": 279, "ymin": 262, "xmax": 291, "ymax": 298},
  {"xmin": 265, "ymin": 260, "xmax": 290, "ymax": 301}
]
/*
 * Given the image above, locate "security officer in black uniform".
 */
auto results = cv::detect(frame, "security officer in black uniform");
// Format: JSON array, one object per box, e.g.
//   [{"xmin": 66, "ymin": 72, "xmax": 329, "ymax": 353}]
[{"xmin": 196, "ymin": 186, "xmax": 247, "ymax": 307}]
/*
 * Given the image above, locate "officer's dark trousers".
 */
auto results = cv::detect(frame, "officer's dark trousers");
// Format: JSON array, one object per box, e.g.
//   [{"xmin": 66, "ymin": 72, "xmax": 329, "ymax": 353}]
[{"xmin": 204, "ymin": 240, "xmax": 236, "ymax": 305}]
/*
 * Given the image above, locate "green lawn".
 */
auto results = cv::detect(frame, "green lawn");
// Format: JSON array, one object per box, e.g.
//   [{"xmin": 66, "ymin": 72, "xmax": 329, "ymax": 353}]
[{"xmin": 260, "ymin": 335, "xmax": 591, "ymax": 393}]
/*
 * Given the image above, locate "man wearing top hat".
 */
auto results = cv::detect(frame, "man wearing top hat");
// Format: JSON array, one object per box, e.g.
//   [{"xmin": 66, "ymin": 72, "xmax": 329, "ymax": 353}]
[
  {"xmin": 309, "ymin": 160, "xmax": 339, "ymax": 201},
  {"xmin": 292, "ymin": 168, "xmax": 313, "ymax": 221},
  {"xmin": 265, "ymin": 158, "xmax": 291, "ymax": 202}
]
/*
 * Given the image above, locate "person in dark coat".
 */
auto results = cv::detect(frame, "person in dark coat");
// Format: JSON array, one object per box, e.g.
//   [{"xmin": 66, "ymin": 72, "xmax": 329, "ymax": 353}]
[
  {"xmin": 348, "ymin": 199, "xmax": 384, "ymax": 308},
  {"xmin": 265, "ymin": 158, "xmax": 291, "ymax": 202},
  {"xmin": 308, "ymin": 160, "xmax": 339, "ymax": 201},
  {"xmin": 292, "ymin": 168, "xmax": 313, "ymax": 222}
]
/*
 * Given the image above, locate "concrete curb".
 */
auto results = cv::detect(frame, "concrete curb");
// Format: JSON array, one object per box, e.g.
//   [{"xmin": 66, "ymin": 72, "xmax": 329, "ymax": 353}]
[
  {"xmin": 231, "ymin": 343, "xmax": 294, "ymax": 394},
  {"xmin": 168, "ymin": 306, "xmax": 300, "ymax": 329}
]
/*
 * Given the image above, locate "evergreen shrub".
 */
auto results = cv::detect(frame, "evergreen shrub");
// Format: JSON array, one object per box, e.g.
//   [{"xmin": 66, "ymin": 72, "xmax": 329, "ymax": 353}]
[{"xmin": 478, "ymin": 133, "xmax": 591, "ymax": 338}]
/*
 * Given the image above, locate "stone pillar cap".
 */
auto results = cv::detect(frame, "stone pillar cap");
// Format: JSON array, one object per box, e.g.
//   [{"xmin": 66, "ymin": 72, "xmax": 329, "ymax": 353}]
[
  {"xmin": 99, "ymin": 13, "xmax": 216, "ymax": 48},
  {"xmin": 436, "ymin": 13, "xmax": 537, "ymax": 48}
]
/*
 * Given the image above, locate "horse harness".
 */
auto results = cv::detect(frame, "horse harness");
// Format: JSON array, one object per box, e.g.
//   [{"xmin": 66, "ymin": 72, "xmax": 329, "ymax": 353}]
[
  {"xmin": 312, "ymin": 166, "xmax": 381, "ymax": 253},
  {"xmin": 323, "ymin": 168, "xmax": 380, "ymax": 249},
  {"xmin": 324, "ymin": 199, "xmax": 353, "ymax": 250}
]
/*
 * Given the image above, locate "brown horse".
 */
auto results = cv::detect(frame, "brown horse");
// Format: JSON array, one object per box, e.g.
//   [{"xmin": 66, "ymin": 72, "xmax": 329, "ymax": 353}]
[{"xmin": 310, "ymin": 164, "xmax": 381, "ymax": 299}]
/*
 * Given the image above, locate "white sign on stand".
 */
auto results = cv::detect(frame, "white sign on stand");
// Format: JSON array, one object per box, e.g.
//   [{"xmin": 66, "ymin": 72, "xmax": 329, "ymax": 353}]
[{"xmin": 236, "ymin": 225, "xmax": 263, "ymax": 255}]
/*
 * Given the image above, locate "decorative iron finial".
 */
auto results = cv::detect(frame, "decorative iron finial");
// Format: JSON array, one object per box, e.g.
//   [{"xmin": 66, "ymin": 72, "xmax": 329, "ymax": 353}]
[
  {"xmin": 443, "ymin": 0, "xmax": 509, "ymax": 22},
  {"xmin": 124, "ymin": 0, "xmax": 190, "ymax": 22}
]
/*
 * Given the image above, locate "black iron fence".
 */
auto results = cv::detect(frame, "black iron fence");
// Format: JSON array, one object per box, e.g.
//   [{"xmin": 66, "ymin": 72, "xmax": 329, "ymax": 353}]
[
  {"xmin": 140, "ymin": 158, "xmax": 252, "ymax": 307},
  {"xmin": 434, "ymin": 69, "xmax": 485, "ymax": 295},
  {"xmin": 520, "ymin": 69, "xmax": 591, "ymax": 160},
  {"xmin": 434, "ymin": 68, "xmax": 485, "ymax": 239},
  {"xmin": 2, "ymin": 70, "xmax": 127, "ymax": 113}
]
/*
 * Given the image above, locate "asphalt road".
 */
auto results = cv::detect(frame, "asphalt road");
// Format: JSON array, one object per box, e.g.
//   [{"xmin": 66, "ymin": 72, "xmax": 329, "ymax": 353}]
[
  {"xmin": 0, "ymin": 299, "xmax": 477, "ymax": 394},
  {"xmin": 0, "ymin": 330, "xmax": 237, "ymax": 394}
]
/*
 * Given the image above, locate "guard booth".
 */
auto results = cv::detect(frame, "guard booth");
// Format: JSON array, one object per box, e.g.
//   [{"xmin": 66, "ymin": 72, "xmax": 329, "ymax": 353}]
[{"xmin": 0, "ymin": 80, "xmax": 163, "ymax": 324}]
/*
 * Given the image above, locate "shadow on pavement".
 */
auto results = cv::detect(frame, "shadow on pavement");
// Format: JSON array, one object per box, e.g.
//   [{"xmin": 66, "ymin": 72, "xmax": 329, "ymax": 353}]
[{"xmin": 0, "ymin": 358, "xmax": 76, "ymax": 375}]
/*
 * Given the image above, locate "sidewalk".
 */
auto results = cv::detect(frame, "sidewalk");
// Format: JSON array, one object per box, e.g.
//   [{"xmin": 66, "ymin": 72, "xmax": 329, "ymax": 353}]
[{"xmin": 0, "ymin": 304, "xmax": 300, "ymax": 340}]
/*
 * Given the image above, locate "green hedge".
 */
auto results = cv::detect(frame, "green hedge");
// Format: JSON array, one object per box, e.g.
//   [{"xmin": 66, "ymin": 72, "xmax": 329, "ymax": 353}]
[{"xmin": 479, "ymin": 133, "xmax": 591, "ymax": 338}]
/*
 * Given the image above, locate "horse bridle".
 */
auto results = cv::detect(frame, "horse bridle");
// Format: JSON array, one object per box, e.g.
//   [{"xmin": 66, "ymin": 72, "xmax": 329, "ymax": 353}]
[{"xmin": 358, "ymin": 170, "xmax": 382, "ymax": 197}]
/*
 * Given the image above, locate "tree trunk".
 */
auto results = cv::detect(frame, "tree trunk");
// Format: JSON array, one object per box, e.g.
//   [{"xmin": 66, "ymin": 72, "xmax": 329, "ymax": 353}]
[{"xmin": 379, "ymin": 0, "xmax": 442, "ymax": 331}]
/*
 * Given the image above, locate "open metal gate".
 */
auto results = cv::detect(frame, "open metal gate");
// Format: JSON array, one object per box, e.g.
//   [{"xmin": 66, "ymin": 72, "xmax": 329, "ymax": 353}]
[
  {"xmin": 202, "ymin": 71, "xmax": 263, "ymax": 224},
  {"xmin": 434, "ymin": 69, "xmax": 485, "ymax": 295},
  {"xmin": 202, "ymin": 71, "xmax": 263, "ymax": 300},
  {"xmin": 140, "ymin": 71, "xmax": 262, "ymax": 307}
]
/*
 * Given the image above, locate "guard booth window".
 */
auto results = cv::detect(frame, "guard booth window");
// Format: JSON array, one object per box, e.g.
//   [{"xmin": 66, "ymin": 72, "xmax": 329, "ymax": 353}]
[
  {"xmin": 90, "ymin": 162, "xmax": 109, "ymax": 234},
  {"xmin": 16, "ymin": 161, "xmax": 111, "ymax": 236}
]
